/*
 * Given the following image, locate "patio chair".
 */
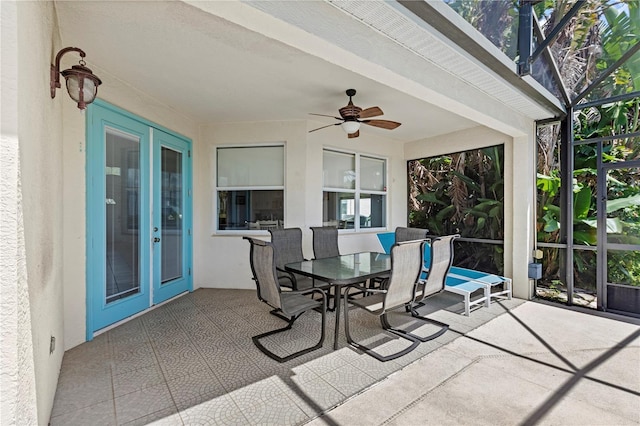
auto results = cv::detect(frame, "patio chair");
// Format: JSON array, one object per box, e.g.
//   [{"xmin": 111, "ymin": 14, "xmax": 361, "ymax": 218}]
[
  {"xmin": 343, "ymin": 239, "xmax": 428, "ymax": 362},
  {"xmin": 407, "ymin": 234, "xmax": 459, "ymax": 340},
  {"xmin": 371, "ymin": 226, "xmax": 429, "ymax": 288},
  {"xmin": 310, "ymin": 226, "xmax": 364, "ymax": 308},
  {"xmin": 395, "ymin": 226, "xmax": 429, "ymax": 243},
  {"xmin": 268, "ymin": 228, "xmax": 316, "ymax": 291},
  {"xmin": 258, "ymin": 220, "xmax": 279, "ymax": 230},
  {"xmin": 311, "ymin": 226, "xmax": 340, "ymax": 259},
  {"xmin": 244, "ymin": 237, "xmax": 327, "ymax": 362}
]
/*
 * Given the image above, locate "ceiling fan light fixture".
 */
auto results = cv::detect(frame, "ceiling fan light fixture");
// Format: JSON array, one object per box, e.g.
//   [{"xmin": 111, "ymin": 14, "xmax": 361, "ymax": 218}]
[{"xmin": 341, "ymin": 121, "xmax": 360, "ymax": 134}]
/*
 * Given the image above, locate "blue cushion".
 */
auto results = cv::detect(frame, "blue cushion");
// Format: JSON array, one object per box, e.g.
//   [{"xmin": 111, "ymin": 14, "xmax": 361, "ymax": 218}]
[{"xmin": 376, "ymin": 232, "xmax": 395, "ymax": 254}]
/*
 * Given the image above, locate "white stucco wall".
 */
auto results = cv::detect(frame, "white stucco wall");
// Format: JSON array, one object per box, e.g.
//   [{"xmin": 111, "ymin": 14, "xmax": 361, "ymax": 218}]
[
  {"xmin": 195, "ymin": 121, "xmax": 408, "ymax": 290},
  {"xmin": 7, "ymin": 1, "xmax": 65, "ymax": 424},
  {"xmin": 1, "ymin": 2, "xmax": 39, "ymax": 425},
  {"xmin": 405, "ymin": 125, "xmax": 536, "ymax": 299}
]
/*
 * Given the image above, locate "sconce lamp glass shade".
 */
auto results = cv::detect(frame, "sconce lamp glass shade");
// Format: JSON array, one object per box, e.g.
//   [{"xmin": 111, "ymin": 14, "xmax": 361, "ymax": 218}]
[
  {"xmin": 62, "ymin": 64, "xmax": 102, "ymax": 109},
  {"xmin": 340, "ymin": 120, "xmax": 361, "ymax": 134},
  {"xmin": 51, "ymin": 47, "xmax": 102, "ymax": 110}
]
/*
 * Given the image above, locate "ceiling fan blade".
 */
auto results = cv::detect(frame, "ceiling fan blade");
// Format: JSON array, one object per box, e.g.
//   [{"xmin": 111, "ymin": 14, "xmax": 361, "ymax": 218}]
[
  {"xmin": 309, "ymin": 113, "xmax": 343, "ymax": 120},
  {"xmin": 348, "ymin": 130, "xmax": 360, "ymax": 139},
  {"xmin": 361, "ymin": 119, "xmax": 401, "ymax": 130},
  {"xmin": 359, "ymin": 106, "xmax": 383, "ymax": 118},
  {"xmin": 309, "ymin": 123, "xmax": 340, "ymax": 133}
]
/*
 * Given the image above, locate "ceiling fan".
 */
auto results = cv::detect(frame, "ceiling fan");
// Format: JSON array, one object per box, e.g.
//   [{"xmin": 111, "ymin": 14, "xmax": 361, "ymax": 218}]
[{"xmin": 309, "ymin": 89, "xmax": 401, "ymax": 138}]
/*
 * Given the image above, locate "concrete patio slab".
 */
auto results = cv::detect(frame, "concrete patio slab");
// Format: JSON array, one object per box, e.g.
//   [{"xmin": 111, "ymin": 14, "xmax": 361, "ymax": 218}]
[{"xmin": 308, "ymin": 301, "xmax": 640, "ymax": 426}]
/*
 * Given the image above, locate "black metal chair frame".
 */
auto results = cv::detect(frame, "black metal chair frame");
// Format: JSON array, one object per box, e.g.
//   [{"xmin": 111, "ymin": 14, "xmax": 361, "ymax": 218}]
[
  {"xmin": 244, "ymin": 237, "xmax": 327, "ymax": 363},
  {"xmin": 399, "ymin": 234, "xmax": 459, "ymax": 342}
]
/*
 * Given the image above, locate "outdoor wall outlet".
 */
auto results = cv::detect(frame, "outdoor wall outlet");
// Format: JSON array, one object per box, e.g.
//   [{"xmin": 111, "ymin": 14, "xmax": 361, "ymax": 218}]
[{"xmin": 50, "ymin": 336, "xmax": 55, "ymax": 354}]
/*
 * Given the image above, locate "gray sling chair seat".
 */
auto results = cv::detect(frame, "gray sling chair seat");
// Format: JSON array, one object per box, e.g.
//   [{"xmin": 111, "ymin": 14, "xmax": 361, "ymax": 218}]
[
  {"xmin": 404, "ymin": 234, "xmax": 460, "ymax": 341},
  {"xmin": 244, "ymin": 237, "xmax": 327, "ymax": 363},
  {"xmin": 344, "ymin": 239, "xmax": 437, "ymax": 362},
  {"xmin": 268, "ymin": 228, "xmax": 329, "ymax": 292}
]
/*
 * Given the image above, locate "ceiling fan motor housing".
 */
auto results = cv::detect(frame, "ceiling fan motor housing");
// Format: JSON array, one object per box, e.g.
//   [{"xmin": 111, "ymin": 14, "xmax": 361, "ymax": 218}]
[{"xmin": 339, "ymin": 105, "xmax": 362, "ymax": 119}]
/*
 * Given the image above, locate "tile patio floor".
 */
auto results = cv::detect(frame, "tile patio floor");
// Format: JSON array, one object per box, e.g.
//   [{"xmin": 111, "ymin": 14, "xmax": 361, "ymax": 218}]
[{"xmin": 49, "ymin": 287, "xmax": 521, "ymax": 425}]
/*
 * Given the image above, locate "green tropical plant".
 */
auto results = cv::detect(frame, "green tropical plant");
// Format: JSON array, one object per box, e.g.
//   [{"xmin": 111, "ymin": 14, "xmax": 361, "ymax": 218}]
[
  {"xmin": 534, "ymin": 0, "xmax": 640, "ymax": 298},
  {"xmin": 409, "ymin": 145, "xmax": 505, "ymax": 273}
]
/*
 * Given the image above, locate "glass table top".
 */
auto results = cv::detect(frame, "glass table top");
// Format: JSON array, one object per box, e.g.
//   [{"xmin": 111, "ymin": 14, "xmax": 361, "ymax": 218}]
[{"xmin": 285, "ymin": 252, "xmax": 390, "ymax": 285}]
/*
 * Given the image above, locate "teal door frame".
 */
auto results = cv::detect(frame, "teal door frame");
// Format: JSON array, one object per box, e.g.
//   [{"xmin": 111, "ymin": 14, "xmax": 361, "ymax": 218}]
[{"xmin": 86, "ymin": 100, "xmax": 193, "ymax": 340}]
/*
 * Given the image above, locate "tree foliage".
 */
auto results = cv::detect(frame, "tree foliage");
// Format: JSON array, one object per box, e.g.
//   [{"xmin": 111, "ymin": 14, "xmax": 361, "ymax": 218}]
[
  {"xmin": 408, "ymin": 145, "xmax": 504, "ymax": 273},
  {"xmin": 535, "ymin": 0, "xmax": 640, "ymax": 292}
]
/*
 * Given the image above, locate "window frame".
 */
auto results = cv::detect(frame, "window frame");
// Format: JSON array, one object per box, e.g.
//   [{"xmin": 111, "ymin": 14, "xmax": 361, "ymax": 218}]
[
  {"xmin": 322, "ymin": 148, "xmax": 388, "ymax": 232},
  {"xmin": 215, "ymin": 143, "xmax": 285, "ymax": 234}
]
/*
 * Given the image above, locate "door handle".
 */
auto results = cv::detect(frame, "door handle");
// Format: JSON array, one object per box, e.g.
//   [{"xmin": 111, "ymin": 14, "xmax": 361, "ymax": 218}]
[{"xmin": 153, "ymin": 237, "xmax": 161, "ymax": 243}]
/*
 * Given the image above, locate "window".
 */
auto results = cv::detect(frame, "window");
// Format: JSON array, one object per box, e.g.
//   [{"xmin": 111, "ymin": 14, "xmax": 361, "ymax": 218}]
[
  {"xmin": 322, "ymin": 149, "xmax": 386, "ymax": 230},
  {"xmin": 216, "ymin": 145, "xmax": 284, "ymax": 231}
]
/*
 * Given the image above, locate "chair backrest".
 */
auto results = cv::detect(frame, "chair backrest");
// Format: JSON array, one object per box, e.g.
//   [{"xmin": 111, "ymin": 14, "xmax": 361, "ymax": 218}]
[
  {"xmin": 395, "ymin": 227, "xmax": 428, "ymax": 243},
  {"xmin": 268, "ymin": 228, "xmax": 305, "ymax": 269},
  {"xmin": 421, "ymin": 234, "xmax": 459, "ymax": 299},
  {"xmin": 244, "ymin": 237, "xmax": 282, "ymax": 310},
  {"xmin": 384, "ymin": 240, "xmax": 426, "ymax": 311},
  {"xmin": 311, "ymin": 226, "xmax": 340, "ymax": 259}
]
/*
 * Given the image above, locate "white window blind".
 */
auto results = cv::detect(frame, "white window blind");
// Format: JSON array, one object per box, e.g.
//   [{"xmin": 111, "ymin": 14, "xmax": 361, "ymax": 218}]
[
  {"xmin": 360, "ymin": 156, "xmax": 385, "ymax": 191},
  {"xmin": 217, "ymin": 146, "xmax": 284, "ymax": 187},
  {"xmin": 323, "ymin": 150, "xmax": 355, "ymax": 189}
]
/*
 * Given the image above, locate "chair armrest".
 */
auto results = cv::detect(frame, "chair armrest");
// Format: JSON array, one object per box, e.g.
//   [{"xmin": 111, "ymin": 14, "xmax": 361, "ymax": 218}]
[
  {"xmin": 293, "ymin": 288, "xmax": 326, "ymax": 299},
  {"xmin": 362, "ymin": 289, "xmax": 387, "ymax": 294},
  {"xmin": 290, "ymin": 288, "xmax": 327, "ymax": 309}
]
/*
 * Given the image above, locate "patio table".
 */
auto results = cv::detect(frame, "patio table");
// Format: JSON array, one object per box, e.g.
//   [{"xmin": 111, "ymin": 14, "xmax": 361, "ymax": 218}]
[{"xmin": 285, "ymin": 252, "xmax": 391, "ymax": 350}]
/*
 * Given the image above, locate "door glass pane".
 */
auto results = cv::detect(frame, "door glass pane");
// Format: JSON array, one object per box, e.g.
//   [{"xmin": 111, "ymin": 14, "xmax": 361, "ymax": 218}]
[
  {"xmin": 161, "ymin": 147, "xmax": 183, "ymax": 283},
  {"xmin": 105, "ymin": 129, "xmax": 140, "ymax": 303}
]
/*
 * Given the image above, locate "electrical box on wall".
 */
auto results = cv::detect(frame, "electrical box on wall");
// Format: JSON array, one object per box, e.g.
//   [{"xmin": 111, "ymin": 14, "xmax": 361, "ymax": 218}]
[{"xmin": 528, "ymin": 263, "xmax": 542, "ymax": 280}]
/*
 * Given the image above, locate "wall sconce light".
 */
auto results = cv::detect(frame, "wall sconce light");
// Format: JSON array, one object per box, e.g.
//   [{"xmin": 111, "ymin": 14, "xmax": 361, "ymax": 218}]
[{"xmin": 50, "ymin": 47, "xmax": 102, "ymax": 110}]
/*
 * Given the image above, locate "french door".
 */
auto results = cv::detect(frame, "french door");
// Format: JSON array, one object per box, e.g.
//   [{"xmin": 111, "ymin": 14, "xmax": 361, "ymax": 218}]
[
  {"xmin": 599, "ymin": 161, "xmax": 640, "ymax": 316},
  {"xmin": 87, "ymin": 101, "xmax": 192, "ymax": 337}
]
